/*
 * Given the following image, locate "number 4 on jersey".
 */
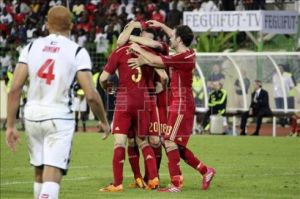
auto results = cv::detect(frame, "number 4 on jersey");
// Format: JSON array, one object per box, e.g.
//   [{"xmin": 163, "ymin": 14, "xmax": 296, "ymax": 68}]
[{"xmin": 37, "ymin": 59, "xmax": 55, "ymax": 85}]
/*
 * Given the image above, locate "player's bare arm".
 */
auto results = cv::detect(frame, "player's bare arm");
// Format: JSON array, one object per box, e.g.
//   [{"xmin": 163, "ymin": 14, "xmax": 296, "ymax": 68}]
[
  {"xmin": 129, "ymin": 43, "xmax": 165, "ymax": 68},
  {"xmin": 147, "ymin": 20, "xmax": 173, "ymax": 38},
  {"xmin": 77, "ymin": 71, "xmax": 110, "ymax": 139},
  {"xmin": 99, "ymin": 70, "xmax": 111, "ymax": 91},
  {"xmin": 117, "ymin": 21, "xmax": 142, "ymax": 48},
  {"xmin": 127, "ymin": 54, "xmax": 156, "ymax": 68},
  {"xmin": 129, "ymin": 35, "xmax": 163, "ymax": 50},
  {"xmin": 6, "ymin": 63, "xmax": 28, "ymax": 152},
  {"xmin": 154, "ymin": 68, "xmax": 169, "ymax": 89}
]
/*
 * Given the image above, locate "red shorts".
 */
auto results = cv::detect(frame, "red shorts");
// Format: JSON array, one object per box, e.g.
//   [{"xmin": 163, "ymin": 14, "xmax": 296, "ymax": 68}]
[
  {"xmin": 148, "ymin": 100, "xmax": 160, "ymax": 136},
  {"xmin": 164, "ymin": 105, "xmax": 195, "ymax": 146},
  {"xmin": 112, "ymin": 104, "xmax": 150, "ymax": 138},
  {"xmin": 148, "ymin": 97, "xmax": 168, "ymax": 137}
]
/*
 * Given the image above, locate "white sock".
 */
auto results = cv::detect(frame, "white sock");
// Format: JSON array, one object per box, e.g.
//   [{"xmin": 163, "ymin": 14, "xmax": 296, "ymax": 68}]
[
  {"xmin": 34, "ymin": 182, "xmax": 42, "ymax": 199},
  {"xmin": 39, "ymin": 182, "xmax": 60, "ymax": 199}
]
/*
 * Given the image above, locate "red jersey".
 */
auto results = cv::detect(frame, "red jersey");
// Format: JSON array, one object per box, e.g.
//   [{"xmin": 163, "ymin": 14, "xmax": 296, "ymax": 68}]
[
  {"xmin": 160, "ymin": 50, "xmax": 195, "ymax": 109},
  {"xmin": 104, "ymin": 44, "xmax": 151, "ymax": 107},
  {"xmin": 156, "ymin": 42, "xmax": 169, "ymax": 107}
]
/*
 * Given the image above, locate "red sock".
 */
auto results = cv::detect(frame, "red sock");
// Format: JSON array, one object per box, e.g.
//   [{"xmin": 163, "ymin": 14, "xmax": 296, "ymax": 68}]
[
  {"xmin": 152, "ymin": 145, "xmax": 162, "ymax": 172},
  {"xmin": 128, "ymin": 145, "xmax": 142, "ymax": 179},
  {"xmin": 180, "ymin": 146, "xmax": 207, "ymax": 175},
  {"xmin": 291, "ymin": 117, "xmax": 297, "ymax": 133},
  {"xmin": 113, "ymin": 146, "xmax": 125, "ymax": 186},
  {"xmin": 141, "ymin": 145, "xmax": 157, "ymax": 180},
  {"xmin": 143, "ymin": 160, "xmax": 149, "ymax": 182},
  {"xmin": 167, "ymin": 149, "xmax": 181, "ymax": 178},
  {"xmin": 143, "ymin": 145, "xmax": 161, "ymax": 182}
]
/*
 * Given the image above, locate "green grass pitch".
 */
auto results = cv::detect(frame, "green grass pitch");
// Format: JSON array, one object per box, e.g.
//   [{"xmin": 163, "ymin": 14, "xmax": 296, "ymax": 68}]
[{"xmin": 1, "ymin": 132, "xmax": 300, "ymax": 199}]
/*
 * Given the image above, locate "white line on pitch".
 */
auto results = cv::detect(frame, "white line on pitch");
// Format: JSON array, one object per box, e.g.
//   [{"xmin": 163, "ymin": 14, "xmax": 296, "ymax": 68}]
[{"xmin": 2, "ymin": 172, "xmax": 300, "ymax": 186}]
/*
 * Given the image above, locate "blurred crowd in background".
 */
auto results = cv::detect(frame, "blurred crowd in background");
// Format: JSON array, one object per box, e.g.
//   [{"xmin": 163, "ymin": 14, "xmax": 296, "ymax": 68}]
[{"xmin": 0, "ymin": 0, "xmax": 269, "ymax": 73}]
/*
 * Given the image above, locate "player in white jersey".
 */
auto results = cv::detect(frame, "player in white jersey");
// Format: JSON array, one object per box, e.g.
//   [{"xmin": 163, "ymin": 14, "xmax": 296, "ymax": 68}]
[{"xmin": 5, "ymin": 6, "xmax": 110, "ymax": 199}]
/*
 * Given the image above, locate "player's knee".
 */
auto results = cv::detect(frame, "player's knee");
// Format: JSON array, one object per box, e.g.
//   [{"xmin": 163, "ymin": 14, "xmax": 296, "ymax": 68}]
[
  {"xmin": 114, "ymin": 134, "xmax": 127, "ymax": 148},
  {"xmin": 42, "ymin": 165, "xmax": 63, "ymax": 183},
  {"xmin": 164, "ymin": 140, "xmax": 178, "ymax": 153},
  {"xmin": 34, "ymin": 166, "xmax": 44, "ymax": 183},
  {"xmin": 136, "ymin": 137, "xmax": 150, "ymax": 149},
  {"xmin": 127, "ymin": 138, "xmax": 136, "ymax": 147},
  {"xmin": 149, "ymin": 136, "xmax": 161, "ymax": 148},
  {"xmin": 177, "ymin": 145, "xmax": 186, "ymax": 159}
]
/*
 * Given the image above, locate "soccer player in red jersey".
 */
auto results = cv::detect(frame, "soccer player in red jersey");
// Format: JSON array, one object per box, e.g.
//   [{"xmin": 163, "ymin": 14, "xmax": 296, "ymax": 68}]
[
  {"xmin": 128, "ymin": 33, "xmax": 169, "ymax": 184},
  {"xmin": 129, "ymin": 20, "xmax": 216, "ymax": 192},
  {"xmin": 98, "ymin": 29, "xmax": 159, "ymax": 192},
  {"xmin": 116, "ymin": 21, "xmax": 169, "ymax": 188}
]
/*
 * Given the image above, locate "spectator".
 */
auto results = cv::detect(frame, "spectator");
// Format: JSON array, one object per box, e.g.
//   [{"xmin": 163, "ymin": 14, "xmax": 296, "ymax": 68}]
[
  {"xmin": 94, "ymin": 32, "xmax": 109, "ymax": 66},
  {"xmin": 252, "ymin": 0, "xmax": 265, "ymax": 9},
  {"xmin": 221, "ymin": 0, "xmax": 235, "ymax": 10},
  {"xmin": 77, "ymin": 29, "xmax": 87, "ymax": 46},
  {"xmin": 240, "ymin": 80, "xmax": 272, "ymax": 136},
  {"xmin": 19, "ymin": 1, "xmax": 31, "ymax": 14},
  {"xmin": 166, "ymin": 2, "xmax": 182, "ymax": 28},
  {"xmin": 85, "ymin": 0, "xmax": 97, "ymax": 14},
  {"xmin": 192, "ymin": 1, "xmax": 201, "ymax": 12},
  {"xmin": 94, "ymin": 8, "xmax": 107, "ymax": 30},
  {"xmin": 169, "ymin": 0, "xmax": 185, "ymax": 12},
  {"xmin": 272, "ymin": 64, "xmax": 295, "ymax": 127},
  {"xmin": 201, "ymin": 81, "xmax": 227, "ymax": 131},
  {"xmin": 0, "ymin": 48, "xmax": 11, "ymax": 78},
  {"xmin": 0, "ymin": 47, "xmax": 11, "ymax": 71},
  {"xmin": 193, "ymin": 71, "xmax": 204, "ymax": 133},
  {"xmin": 118, "ymin": 6, "xmax": 129, "ymax": 28},
  {"xmin": 200, "ymin": 0, "xmax": 219, "ymax": 11},
  {"xmin": 14, "ymin": 7, "xmax": 26, "ymax": 25},
  {"xmin": 207, "ymin": 63, "xmax": 225, "ymax": 92},
  {"xmin": 72, "ymin": 0, "xmax": 85, "ymax": 16},
  {"xmin": 289, "ymin": 112, "xmax": 300, "ymax": 137},
  {"xmin": 282, "ymin": 64, "xmax": 297, "ymax": 110},
  {"xmin": 243, "ymin": 0, "xmax": 252, "ymax": 10},
  {"xmin": 235, "ymin": 0, "xmax": 245, "ymax": 10},
  {"xmin": 108, "ymin": 0, "xmax": 119, "ymax": 15},
  {"xmin": 0, "ymin": 32, "xmax": 7, "ymax": 47},
  {"xmin": 234, "ymin": 69, "xmax": 250, "ymax": 109},
  {"xmin": 193, "ymin": 70, "xmax": 204, "ymax": 107},
  {"xmin": 127, "ymin": 6, "xmax": 136, "ymax": 21},
  {"xmin": 117, "ymin": 0, "xmax": 133, "ymax": 16},
  {"xmin": 30, "ymin": 0, "xmax": 40, "ymax": 14},
  {"xmin": 151, "ymin": 7, "xmax": 165, "ymax": 23},
  {"xmin": 0, "ymin": 1, "xmax": 5, "ymax": 12},
  {"xmin": 26, "ymin": 23, "xmax": 37, "ymax": 42},
  {"xmin": 0, "ymin": 9, "xmax": 13, "ymax": 25},
  {"xmin": 72, "ymin": 82, "xmax": 88, "ymax": 132}
]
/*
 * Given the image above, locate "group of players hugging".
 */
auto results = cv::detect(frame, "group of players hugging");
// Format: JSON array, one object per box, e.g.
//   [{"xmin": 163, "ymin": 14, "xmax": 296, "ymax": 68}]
[{"xmin": 99, "ymin": 19, "xmax": 216, "ymax": 193}]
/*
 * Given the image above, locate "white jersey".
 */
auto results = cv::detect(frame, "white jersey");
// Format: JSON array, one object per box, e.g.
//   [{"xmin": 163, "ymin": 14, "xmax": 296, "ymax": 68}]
[{"xmin": 19, "ymin": 34, "xmax": 92, "ymax": 121}]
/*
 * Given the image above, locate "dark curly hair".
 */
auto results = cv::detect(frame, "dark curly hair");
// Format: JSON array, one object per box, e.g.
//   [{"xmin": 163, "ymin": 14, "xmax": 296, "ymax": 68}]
[{"xmin": 174, "ymin": 25, "xmax": 194, "ymax": 47}]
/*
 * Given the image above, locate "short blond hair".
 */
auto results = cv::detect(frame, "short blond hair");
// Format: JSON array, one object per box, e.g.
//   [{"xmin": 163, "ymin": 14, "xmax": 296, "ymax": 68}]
[{"xmin": 47, "ymin": 6, "xmax": 72, "ymax": 32}]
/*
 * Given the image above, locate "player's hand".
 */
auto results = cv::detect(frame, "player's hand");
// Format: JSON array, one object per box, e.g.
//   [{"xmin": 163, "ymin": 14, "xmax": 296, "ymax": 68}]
[
  {"xmin": 132, "ymin": 21, "xmax": 142, "ymax": 29},
  {"xmin": 129, "ymin": 43, "xmax": 141, "ymax": 54},
  {"xmin": 128, "ymin": 58, "xmax": 140, "ymax": 68},
  {"xmin": 155, "ymin": 82, "xmax": 164, "ymax": 94},
  {"xmin": 146, "ymin": 20, "xmax": 163, "ymax": 28},
  {"xmin": 6, "ymin": 127, "xmax": 20, "ymax": 153},
  {"xmin": 100, "ymin": 122, "xmax": 111, "ymax": 140},
  {"xmin": 127, "ymin": 20, "xmax": 142, "ymax": 29},
  {"xmin": 249, "ymin": 109, "xmax": 253, "ymax": 115}
]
